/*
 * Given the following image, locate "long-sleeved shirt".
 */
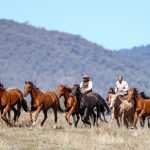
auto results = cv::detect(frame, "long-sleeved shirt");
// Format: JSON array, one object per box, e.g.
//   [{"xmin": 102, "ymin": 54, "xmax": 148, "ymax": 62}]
[
  {"xmin": 115, "ymin": 80, "xmax": 129, "ymax": 95},
  {"xmin": 80, "ymin": 80, "xmax": 93, "ymax": 93}
]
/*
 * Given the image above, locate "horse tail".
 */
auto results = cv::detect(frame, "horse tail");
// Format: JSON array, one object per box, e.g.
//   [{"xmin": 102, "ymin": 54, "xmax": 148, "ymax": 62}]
[
  {"xmin": 96, "ymin": 94, "xmax": 111, "ymax": 114},
  {"xmin": 22, "ymin": 99, "xmax": 29, "ymax": 112},
  {"xmin": 57, "ymin": 101, "xmax": 65, "ymax": 113}
]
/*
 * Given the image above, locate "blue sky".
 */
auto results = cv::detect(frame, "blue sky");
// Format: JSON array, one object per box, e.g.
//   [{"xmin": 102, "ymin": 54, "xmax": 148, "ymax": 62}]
[{"xmin": 0, "ymin": 0, "xmax": 150, "ymax": 50}]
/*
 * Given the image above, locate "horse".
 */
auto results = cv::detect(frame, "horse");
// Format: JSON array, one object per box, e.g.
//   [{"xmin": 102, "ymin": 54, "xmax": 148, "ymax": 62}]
[
  {"xmin": 139, "ymin": 92, "xmax": 150, "ymax": 128},
  {"xmin": 0, "ymin": 83, "xmax": 29, "ymax": 126},
  {"xmin": 23, "ymin": 81, "xmax": 64, "ymax": 128},
  {"xmin": 56, "ymin": 85, "xmax": 97, "ymax": 127},
  {"xmin": 107, "ymin": 87, "xmax": 134, "ymax": 128},
  {"xmin": 70, "ymin": 84, "xmax": 110, "ymax": 126},
  {"xmin": 56, "ymin": 85, "xmax": 79, "ymax": 126},
  {"xmin": 128, "ymin": 88, "xmax": 150, "ymax": 129}
]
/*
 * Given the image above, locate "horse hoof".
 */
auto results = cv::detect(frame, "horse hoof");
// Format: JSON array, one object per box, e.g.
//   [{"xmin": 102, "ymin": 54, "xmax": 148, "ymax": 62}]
[
  {"xmin": 53, "ymin": 124, "xmax": 57, "ymax": 129},
  {"xmin": 32, "ymin": 122, "xmax": 36, "ymax": 127},
  {"xmin": 69, "ymin": 122, "xmax": 72, "ymax": 126}
]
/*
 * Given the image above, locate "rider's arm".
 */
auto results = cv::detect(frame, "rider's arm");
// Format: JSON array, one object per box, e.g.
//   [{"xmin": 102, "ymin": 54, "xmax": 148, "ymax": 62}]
[
  {"xmin": 114, "ymin": 82, "xmax": 118, "ymax": 93},
  {"xmin": 123, "ymin": 81, "xmax": 129, "ymax": 92},
  {"xmin": 80, "ymin": 82, "xmax": 83, "ymax": 89}
]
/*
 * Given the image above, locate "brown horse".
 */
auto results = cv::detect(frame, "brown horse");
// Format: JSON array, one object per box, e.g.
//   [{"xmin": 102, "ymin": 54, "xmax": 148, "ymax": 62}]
[
  {"xmin": 128, "ymin": 88, "xmax": 150, "ymax": 129},
  {"xmin": 0, "ymin": 83, "xmax": 29, "ymax": 126},
  {"xmin": 57, "ymin": 84, "xmax": 102, "ymax": 127},
  {"xmin": 23, "ymin": 81, "xmax": 64, "ymax": 128},
  {"xmin": 56, "ymin": 85, "xmax": 79, "ymax": 127}
]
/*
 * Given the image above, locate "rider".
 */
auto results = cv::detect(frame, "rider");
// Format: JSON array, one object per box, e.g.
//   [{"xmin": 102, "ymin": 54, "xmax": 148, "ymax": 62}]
[
  {"xmin": 80, "ymin": 74, "xmax": 93, "ymax": 94},
  {"xmin": 115, "ymin": 75, "xmax": 129, "ymax": 96}
]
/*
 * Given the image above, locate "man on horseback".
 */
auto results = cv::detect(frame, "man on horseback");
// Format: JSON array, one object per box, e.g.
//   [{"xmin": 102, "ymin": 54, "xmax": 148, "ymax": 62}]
[
  {"xmin": 80, "ymin": 74, "xmax": 93, "ymax": 94},
  {"xmin": 115, "ymin": 75, "xmax": 129, "ymax": 96}
]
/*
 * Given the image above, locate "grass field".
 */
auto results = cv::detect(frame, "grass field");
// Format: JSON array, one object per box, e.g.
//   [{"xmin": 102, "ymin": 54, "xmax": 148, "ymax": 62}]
[{"xmin": 0, "ymin": 111, "xmax": 150, "ymax": 150}]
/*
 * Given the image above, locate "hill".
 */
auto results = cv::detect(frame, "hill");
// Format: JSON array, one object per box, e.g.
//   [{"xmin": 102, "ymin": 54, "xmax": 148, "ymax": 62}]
[{"xmin": 0, "ymin": 19, "xmax": 150, "ymax": 96}]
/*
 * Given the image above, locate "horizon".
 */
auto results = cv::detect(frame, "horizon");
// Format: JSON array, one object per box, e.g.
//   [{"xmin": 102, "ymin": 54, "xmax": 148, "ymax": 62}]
[{"xmin": 0, "ymin": 0, "xmax": 150, "ymax": 50}]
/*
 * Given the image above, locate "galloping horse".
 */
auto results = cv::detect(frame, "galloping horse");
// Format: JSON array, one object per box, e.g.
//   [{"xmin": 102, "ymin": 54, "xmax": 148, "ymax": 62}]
[
  {"xmin": 128, "ymin": 88, "xmax": 150, "ymax": 129},
  {"xmin": 70, "ymin": 84, "xmax": 110, "ymax": 126},
  {"xmin": 23, "ymin": 81, "xmax": 64, "ymax": 128},
  {"xmin": 56, "ymin": 85, "xmax": 79, "ymax": 126},
  {"xmin": 139, "ymin": 92, "xmax": 150, "ymax": 128},
  {"xmin": 0, "ymin": 83, "xmax": 29, "ymax": 126},
  {"xmin": 107, "ymin": 87, "xmax": 134, "ymax": 128}
]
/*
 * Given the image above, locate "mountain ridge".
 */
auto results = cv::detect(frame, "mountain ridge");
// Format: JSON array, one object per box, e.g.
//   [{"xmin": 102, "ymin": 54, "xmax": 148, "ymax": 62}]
[{"xmin": 0, "ymin": 19, "xmax": 150, "ymax": 96}]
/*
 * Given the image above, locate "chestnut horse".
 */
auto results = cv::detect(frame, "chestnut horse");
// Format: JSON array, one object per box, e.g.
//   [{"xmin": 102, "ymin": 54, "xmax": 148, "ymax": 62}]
[
  {"xmin": 56, "ymin": 85, "xmax": 81, "ymax": 127},
  {"xmin": 0, "ymin": 83, "xmax": 29, "ymax": 126},
  {"xmin": 128, "ymin": 88, "xmax": 150, "ymax": 129},
  {"xmin": 23, "ymin": 81, "xmax": 64, "ymax": 128}
]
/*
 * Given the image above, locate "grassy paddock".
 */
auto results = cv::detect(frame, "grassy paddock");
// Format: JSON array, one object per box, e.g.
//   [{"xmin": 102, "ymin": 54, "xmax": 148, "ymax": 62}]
[{"xmin": 0, "ymin": 111, "xmax": 149, "ymax": 150}]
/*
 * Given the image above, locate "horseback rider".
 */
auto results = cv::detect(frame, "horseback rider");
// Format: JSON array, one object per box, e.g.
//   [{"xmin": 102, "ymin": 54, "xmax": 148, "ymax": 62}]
[
  {"xmin": 115, "ymin": 75, "xmax": 129, "ymax": 96},
  {"xmin": 80, "ymin": 74, "xmax": 93, "ymax": 94}
]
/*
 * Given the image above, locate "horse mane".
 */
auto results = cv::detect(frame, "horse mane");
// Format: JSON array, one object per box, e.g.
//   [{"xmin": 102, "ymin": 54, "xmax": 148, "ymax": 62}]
[
  {"xmin": 74, "ymin": 84, "xmax": 80, "ymax": 87},
  {"xmin": 108, "ymin": 87, "xmax": 115, "ymax": 94},
  {"xmin": 26, "ymin": 81, "xmax": 40, "ymax": 90},
  {"xmin": 0, "ymin": 83, "xmax": 6, "ymax": 91},
  {"xmin": 140, "ymin": 91, "xmax": 150, "ymax": 99},
  {"xmin": 134, "ymin": 88, "xmax": 138, "ymax": 94},
  {"xmin": 64, "ymin": 86, "xmax": 72, "ymax": 93}
]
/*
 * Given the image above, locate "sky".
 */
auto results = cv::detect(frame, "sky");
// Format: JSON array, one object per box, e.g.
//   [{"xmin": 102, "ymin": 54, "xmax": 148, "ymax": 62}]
[{"xmin": 0, "ymin": 0, "xmax": 150, "ymax": 50}]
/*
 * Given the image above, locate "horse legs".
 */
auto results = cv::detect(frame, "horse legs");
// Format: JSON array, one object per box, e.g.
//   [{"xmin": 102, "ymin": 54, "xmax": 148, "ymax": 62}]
[
  {"xmin": 138, "ymin": 110, "xmax": 145, "ymax": 129},
  {"xmin": 90, "ymin": 110, "xmax": 98, "ymax": 127},
  {"xmin": 82, "ymin": 108, "xmax": 91, "ymax": 126},
  {"xmin": 75, "ymin": 113, "xmax": 80, "ymax": 127},
  {"xmin": 52, "ymin": 107, "xmax": 58, "ymax": 129},
  {"xmin": 1, "ymin": 105, "xmax": 11, "ymax": 126},
  {"xmin": 147, "ymin": 116, "xmax": 150, "ymax": 128},
  {"xmin": 33, "ymin": 105, "xmax": 42, "ymax": 126},
  {"xmin": 11, "ymin": 107, "xmax": 18, "ymax": 126},
  {"xmin": 40, "ymin": 110, "xmax": 48, "ymax": 126},
  {"xmin": 16, "ymin": 103, "xmax": 21, "ymax": 125},
  {"xmin": 101, "ymin": 112, "xmax": 107, "ymax": 123},
  {"xmin": 132, "ymin": 112, "xmax": 138, "ymax": 129}
]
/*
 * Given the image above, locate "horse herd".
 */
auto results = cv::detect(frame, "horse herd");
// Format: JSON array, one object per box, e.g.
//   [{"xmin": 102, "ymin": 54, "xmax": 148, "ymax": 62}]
[{"xmin": 0, "ymin": 81, "xmax": 150, "ymax": 129}]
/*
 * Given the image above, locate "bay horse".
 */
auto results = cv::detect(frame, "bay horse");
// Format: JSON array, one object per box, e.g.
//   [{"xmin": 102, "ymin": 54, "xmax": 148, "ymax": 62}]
[
  {"xmin": 23, "ymin": 81, "xmax": 64, "ymax": 128},
  {"xmin": 0, "ymin": 83, "xmax": 29, "ymax": 126},
  {"xmin": 70, "ymin": 84, "xmax": 110, "ymax": 126},
  {"xmin": 56, "ymin": 85, "xmax": 79, "ymax": 126},
  {"xmin": 107, "ymin": 87, "xmax": 134, "ymax": 128},
  {"xmin": 139, "ymin": 92, "xmax": 150, "ymax": 128},
  {"xmin": 128, "ymin": 88, "xmax": 150, "ymax": 129}
]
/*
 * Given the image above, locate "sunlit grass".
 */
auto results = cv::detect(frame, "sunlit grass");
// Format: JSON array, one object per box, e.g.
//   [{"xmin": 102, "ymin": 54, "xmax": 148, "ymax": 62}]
[{"xmin": 0, "ymin": 111, "xmax": 149, "ymax": 150}]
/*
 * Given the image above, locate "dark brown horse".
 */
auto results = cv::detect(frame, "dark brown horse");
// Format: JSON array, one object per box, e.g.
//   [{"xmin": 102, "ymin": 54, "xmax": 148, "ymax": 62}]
[
  {"xmin": 57, "ymin": 85, "xmax": 103, "ymax": 127},
  {"xmin": 23, "ymin": 81, "xmax": 64, "ymax": 128},
  {"xmin": 128, "ymin": 88, "xmax": 150, "ymax": 128},
  {"xmin": 0, "ymin": 83, "xmax": 29, "ymax": 126},
  {"xmin": 70, "ymin": 84, "xmax": 110, "ymax": 126}
]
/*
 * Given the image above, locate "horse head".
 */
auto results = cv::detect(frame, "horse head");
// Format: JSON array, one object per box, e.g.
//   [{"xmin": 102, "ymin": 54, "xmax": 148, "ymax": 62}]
[
  {"xmin": 71, "ymin": 84, "xmax": 80, "ymax": 97},
  {"xmin": 128, "ymin": 88, "xmax": 138, "ymax": 102},
  {"xmin": 23, "ymin": 81, "xmax": 34, "ymax": 97},
  {"xmin": 108, "ymin": 93, "xmax": 118, "ymax": 109},
  {"xmin": 108, "ymin": 87, "xmax": 115, "ymax": 94}
]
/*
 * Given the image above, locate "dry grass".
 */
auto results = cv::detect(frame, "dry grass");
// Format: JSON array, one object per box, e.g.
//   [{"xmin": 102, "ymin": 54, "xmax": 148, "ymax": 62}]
[{"xmin": 0, "ymin": 111, "xmax": 150, "ymax": 150}]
